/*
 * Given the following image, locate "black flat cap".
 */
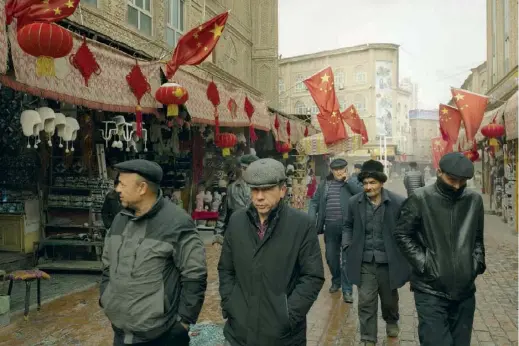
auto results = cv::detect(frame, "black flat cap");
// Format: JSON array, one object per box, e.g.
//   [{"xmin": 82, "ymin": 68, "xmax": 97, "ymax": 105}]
[
  {"xmin": 330, "ymin": 158, "xmax": 348, "ymax": 169},
  {"xmin": 240, "ymin": 154, "xmax": 260, "ymax": 167},
  {"xmin": 354, "ymin": 163, "xmax": 362, "ymax": 169},
  {"xmin": 243, "ymin": 158, "xmax": 287, "ymax": 188},
  {"xmin": 439, "ymin": 152, "xmax": 474, "ymax": 179},
  {"xmin": 114, "ymin": 159, "xmax": 163, "ymax": 184}
]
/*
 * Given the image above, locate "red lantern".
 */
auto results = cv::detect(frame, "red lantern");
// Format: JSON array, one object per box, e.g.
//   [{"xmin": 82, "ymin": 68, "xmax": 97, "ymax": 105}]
[
  {"xmin": 17, "ymin": 22, "xmax": 73, "ymax": 77},
  {"xmin": 276, "ymin": 141, "xmax": 291, "ymax": 159},
  {"xmin": 215, "ymin": 133, "xmax": 237, "ymax": 156},
  {"xmin": 463, "ymin": 150, "xmax": 479, "ymax": 162},
  {"xmin": 481, "ymin": 122, "xmax": 505, "ymax": 147},
  {"xmin": 155, "ymin": 82, "xmax": 189, "ymax": 117}
]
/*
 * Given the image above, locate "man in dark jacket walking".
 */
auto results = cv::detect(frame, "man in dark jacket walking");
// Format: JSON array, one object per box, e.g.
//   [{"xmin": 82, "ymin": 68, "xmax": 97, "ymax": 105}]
[
  {"xmin": 394, "ymin": 152, "xmax": 485, "ymax": 346},
  {"xmin": 342, "ymin": 160, "xmax": 409, "ymax": 346},
  {"xmin": 218, "ymin": 158, "xmax": 324, "ymax": 346},
  {"xmin": 403, "ymin": 161, "xmax": 425, "ymax": 196},
  {"xmin": 308, "ymin": 156, "xmax": 363, "ymax": 302},
  {"xmin": 100, "ymin": 160, "xmax": 207, "ymax": 345}
]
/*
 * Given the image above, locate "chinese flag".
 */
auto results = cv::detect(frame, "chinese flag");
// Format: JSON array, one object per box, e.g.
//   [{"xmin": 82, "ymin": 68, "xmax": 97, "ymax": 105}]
[
  {"xmin": 431, "ymin": 137, "xmax": 453, "ymax": 169},
  {"xmin": 341, "ymin": 104, "xmax": 363, "ymax": 133},
  {"xmin": 439, "ymin": 104, "xmax": 462, "ymax": 144},
  {"xmin": 451, "ymin": 88, "xmax": 488, "ymax": 142},
  {"xmin": 6, "ymin": 0, "xmax": 79, "ymax": 27},
  {"xmin": 359, "ymin": 120, "xmax": 369, "ymax": 145},
  {"xmin": 303, "ymin": 67, "xmax": 346, "ymax": 144},
  {"xmin": 166, "ymin": 11, "xmax": 229, "ymax": 79}
]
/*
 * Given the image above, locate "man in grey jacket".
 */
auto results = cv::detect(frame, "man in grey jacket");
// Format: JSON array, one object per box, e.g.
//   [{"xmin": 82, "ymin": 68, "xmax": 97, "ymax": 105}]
[
  {"xmin": 100, "ymin": 159, "xmax": 207, "ymax": 346},
  {"xmin": 403, "ymin": 162, "xmax": 425, "ymax": 197}
]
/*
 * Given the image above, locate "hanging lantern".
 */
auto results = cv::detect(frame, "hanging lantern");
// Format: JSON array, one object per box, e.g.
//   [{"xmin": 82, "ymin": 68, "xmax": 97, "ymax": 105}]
[
  {"xmin": 17, "ymin": 22, "xmax": 73, "ymax": 77},
  {"xmin": 155, "ymin": 82, "xmax": 189, "ymax": 117},
  {"xmin": 276, "ymin": 141, "xmax": 291, "ymax": 159},
  {"xmin": 481, "ymin": 121, "xmax": 505, "ymax": 147},
  {"xmin": 463, "ymin": 150, "xmax": 479, "ymax": 162},
  {"xmin": 215, "ymin": 133, "xmax": 237, "ymax": 156}
]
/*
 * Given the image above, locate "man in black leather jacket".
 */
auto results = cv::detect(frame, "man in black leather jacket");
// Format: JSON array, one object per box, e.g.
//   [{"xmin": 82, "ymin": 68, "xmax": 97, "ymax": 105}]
[{"xmin": 394, "ymin": 152, "xmax": 486, "ymax": 346}]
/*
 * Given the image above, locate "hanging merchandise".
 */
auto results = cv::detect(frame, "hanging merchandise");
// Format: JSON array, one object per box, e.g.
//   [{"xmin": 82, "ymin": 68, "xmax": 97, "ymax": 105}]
[
  {"xmin": 227, "ymin": 98, "xmax": 238, "ymax": 119},
  {"xmin": 244, "ymin": 96, "xmax": 258, "ymax": 143},
  {"xmin": 155, "ymin": 82, "xmax": 189, "ymax": 123},
  {"xmin": 126, "ymin": 63, "xmax": 151, "ymax": 137},
  {"xmin": 286, "ymin": 120, "xmax": 291, "ymax": 143},
  {"xmin": 62, "ymin": 117, "xmax": 79, "ymax": 153},
  {"xmin": 206, "ymin": 81, "xmax": 220, "ymax": 135},
  {"xmin": 54, "ymin": 113, "xmax": 66, "ymax": 148},
  {"xmin": 70, "ymin": 36, "xmax": 101, "ymax": 86},
  {"xmin": 304, "ymin": 126, "xmax": 309, "ymax": 137},
  {"xmin": 36, "ymin": 107, "xmax": 56, "ymax": 146},
  {"xmin": 276, "ymin": 141, "xmax": 291, "ymax": 159},
  {"xmin": 481, "ymin": 118, "xmax": 505, "ymax": 149},
  {"xmin": 20, "ymin": 110, "xmax": 41, "ymax": 149},
  {"xmin": 215, "ymin": 133, "xmax": 237, "ymax": 157}
]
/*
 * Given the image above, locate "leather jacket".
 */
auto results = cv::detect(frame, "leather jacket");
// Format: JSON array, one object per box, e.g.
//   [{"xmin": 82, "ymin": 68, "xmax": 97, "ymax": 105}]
[{"xmin": 393, "ymin": 180, "xmax": 486, "ymax": 301}]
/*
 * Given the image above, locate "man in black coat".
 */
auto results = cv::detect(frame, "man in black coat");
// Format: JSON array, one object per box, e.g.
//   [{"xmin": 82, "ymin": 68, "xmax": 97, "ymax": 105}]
[
  {"xmin": 394, "ymin": 152, "xmax": 485, "ymax": 346},
  {"xmin": 308, "ymin": 156, "xmax": 363, "ymax": 301},
  {"xmin": 218, "ymin": 158, "xmax": 324, "ymax": 346},
  {"xmin": 342, "ymin": 160, "xmax": 409, "ymax": 346}
]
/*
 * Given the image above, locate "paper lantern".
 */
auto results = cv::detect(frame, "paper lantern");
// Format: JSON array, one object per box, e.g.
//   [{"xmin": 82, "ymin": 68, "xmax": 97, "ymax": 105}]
[
  {"xmin": 17, "ymin": 23, "xmax": 73, "ymax": 77},
  {"xmin": 276, "ymin": 141, "xmax": 291, "ymax": 159},
  {"xmin": 155, "ymin": 82, "xmax": 189, "ymax": 117},
  {"xmin": 215, "ymin": 133, "xmax": 237, "ymax": 156},
  {"xmin": 481, "ymin": 122, "xmax": 505, "ymax": 147}
]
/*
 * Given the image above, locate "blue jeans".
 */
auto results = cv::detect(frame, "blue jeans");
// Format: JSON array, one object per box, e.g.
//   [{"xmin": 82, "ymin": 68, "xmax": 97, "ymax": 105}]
[{"xmin": 324, "ymin": 223, "xmax": 352, "ymax": 294}]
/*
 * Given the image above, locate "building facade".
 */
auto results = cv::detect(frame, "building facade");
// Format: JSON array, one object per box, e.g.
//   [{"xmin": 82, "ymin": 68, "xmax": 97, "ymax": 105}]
[
  {"xmin": 408, "ymin": 109, "xmax": 440, "ymax": 163},
  {"xmin": 400, "ymin": 77, "xmax": 419, "ymax": 110},
  {"xmin": 69, "ymin": 0, "xmax": 279, "ymax": 107},
  {"xmin": 278, "ymin": 43, "xmax": 411, "ymax": 156}
]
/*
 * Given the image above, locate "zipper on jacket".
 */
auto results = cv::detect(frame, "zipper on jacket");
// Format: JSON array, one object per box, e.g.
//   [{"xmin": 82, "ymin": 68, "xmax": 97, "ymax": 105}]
[{"xmin": 449, "ymin": 202, "xmax": 458, "ymax": 289}]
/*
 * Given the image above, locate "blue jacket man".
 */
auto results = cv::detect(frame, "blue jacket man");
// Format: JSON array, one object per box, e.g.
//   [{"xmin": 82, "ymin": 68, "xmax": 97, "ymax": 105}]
[{"xmin": 308, "ymin": 157, "xmax": 363, "ymax": 302}]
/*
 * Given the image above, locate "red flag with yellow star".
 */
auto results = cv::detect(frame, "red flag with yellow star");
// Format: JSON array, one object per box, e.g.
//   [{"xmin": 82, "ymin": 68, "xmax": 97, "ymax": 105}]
[
  {"xmin": 450, "ymin": 88, "xmax": 489, "ymax": 142},
  {"xmin": 6, "ymin": 0, "xmax": 79, "ymax": 27},
  {"xmin": 166, "ymin": 11, "xmax": 229, "ymax": 79},
  {"xmin": 438, "ymin": 103, "xmax": 462, "ymax": 144},
  {"xmin": 431, "ymin": 136, "xmax": 453, "ymax": 169},
  {"xmin": 359, "ymin": 119, "xmax": 369, "ymax": 145},
  {"xmin": 341, "ymin": 104, "xmax": 362, "ymax": 133},
  {"xmin": 303, "ymin": 67, "xmax": 346, "ymax": 144}
]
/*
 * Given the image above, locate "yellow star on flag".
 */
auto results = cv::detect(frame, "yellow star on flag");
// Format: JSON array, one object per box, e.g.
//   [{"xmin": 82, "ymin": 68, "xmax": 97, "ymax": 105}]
[
  {"xmin": 210, "ymin": 24, "xmax": 224, "ymax": 40},
  {"xmin": 434, "ymin": 140, "xmax": 441, "ymax": 147},
  {"xmin": 441, "ymin": 108, "xmax": 448, "ymax": 115},
  {"xmin": 454, "ymin": 93, "xmax": 464, "ymax": 101},
  {"xmin": 350, "ymin": 108, "xmax": 355, "ymax": 114},
  {"xmin": 320, "ymin": 73, "xmax": 330, "ymax": 84},
  {"xmin": 65, "ymin": 0, "xmax": 74, "ymax": 8},
  {"xmin": 196, "ymin": 42, "xmax": 202, "ymax": 48},
  {"xmin": 204, "ymin": 46, "xmax": 208, "ymax": 51},
  {"xmin": 331, "ymin": 111, "xmax": 337, "ymax": 117},
  {"xmin": 54, "ymin": 7, "xmax": 62, "ymax": 15},
  {"xmin": 193, "ymin": 33, "xmax": 199, "ymax": 40},
  {"xmin": 173, "ymin": 88, "xmax": 184, "ymax": 98},
  {"xmin": 42, "ymin": 0, "xmax": 49, "ymax": 4}
]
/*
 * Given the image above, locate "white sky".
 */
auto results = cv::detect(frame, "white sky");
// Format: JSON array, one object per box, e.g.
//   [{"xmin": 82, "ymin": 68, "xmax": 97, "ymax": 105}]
[{"xmin": 278, "ymin": 0, "xmax": 487, "ymax": 109}]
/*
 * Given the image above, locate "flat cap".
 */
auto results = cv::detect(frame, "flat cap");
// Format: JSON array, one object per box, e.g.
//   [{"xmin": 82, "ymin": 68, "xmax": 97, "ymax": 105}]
[
  {"xmin": 330, "ymin": 158, "xmax": 348, "ymax": 169},
  {"xmin": 439, "ymin": 152, "xmax": 474, "ymax": 179},
  {"xmin": 239, "ymin": 154, "xmax": 260, "ymax": 166},
  {"xmin": 354, "ymin": 163, "xmax": 362, "ymax": 169},
  {"xmin": 243, "ymin": 158, "xmax": 287, "ymax": 188},
  {"xmin": 114, "ymin": 159, "xmax": 163, "ymax": 184}
]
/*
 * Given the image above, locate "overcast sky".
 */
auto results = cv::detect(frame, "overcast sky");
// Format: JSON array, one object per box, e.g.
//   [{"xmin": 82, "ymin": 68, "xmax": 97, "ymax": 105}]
[{"xmin": 278, "ymin": 0, "xmax": 487, "ymax": 109}]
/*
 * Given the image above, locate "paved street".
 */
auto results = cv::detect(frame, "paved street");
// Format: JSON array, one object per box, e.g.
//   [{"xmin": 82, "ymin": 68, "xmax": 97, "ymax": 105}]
[{"xmin": 332, "ymin": 179, "xmax": 518, "ymax": 345}]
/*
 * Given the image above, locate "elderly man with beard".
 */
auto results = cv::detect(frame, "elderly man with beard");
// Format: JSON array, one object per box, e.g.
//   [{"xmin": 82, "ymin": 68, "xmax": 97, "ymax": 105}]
[
  {"xmin": 100, "ymin": 159, "xmax": 207, "ymax": 346},
  {"xmin": 342, "ymin": 160, "xmax": 409, "ymax": 346},
  {"xmin": 394, "ymin": 152, "xmax": 485, "ymax": 346},
  {"xmin": 218, "ymin": 158, "xmax": 324, "ymax": 346}
]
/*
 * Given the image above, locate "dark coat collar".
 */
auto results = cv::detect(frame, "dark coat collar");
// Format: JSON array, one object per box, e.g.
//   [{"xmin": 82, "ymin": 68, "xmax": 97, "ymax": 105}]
[{"xmin": 120, "ymin": 190, "xmax": 165, "ymax": 220}]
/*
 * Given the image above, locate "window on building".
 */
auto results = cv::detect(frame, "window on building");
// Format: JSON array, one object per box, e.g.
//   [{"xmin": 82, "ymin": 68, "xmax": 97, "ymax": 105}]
[
  {"xmin": 82, "ymin": 0, "xmax": 97, "ymax": 5},
  {"xmin": 165, "ymin": 0, "xmax": 184, "ymax": 48},
  {"xmin": 335, "ymin": 71, "xmax": 345, "ymax": 88},
  {"xmin": 128, "ymin": 0, "xmax": 152, "ymax": 36},
  {"xmin": 354, "ymin": 66, "xmax": 367, "ymax": 84},
  {"xmin": 354, "ymin": 94, "xmax": 366, "ymax": 112},
  {"xmin": 279, "ymin": 78, "xmax": 285, "ymax": 94},
  {"xmin": 295, "ymin": 101, "xmax": 307, "ymax": 114},
  {"xmin": 310, "ymin": 105, "xmax": 319, "ymax": 115},
  {"xmin": 504, "ymin": 0, "xmax": 510, "ymax": 74},
  {"xmin": 295, "ymin": 75, "xmax": 306, "ymax": 92}
]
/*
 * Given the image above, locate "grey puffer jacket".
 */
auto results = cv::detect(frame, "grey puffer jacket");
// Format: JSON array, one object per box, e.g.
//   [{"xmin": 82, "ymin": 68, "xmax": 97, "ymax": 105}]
[
  {"xmin": 215, "ymin": 178, "xmax": 251, "ymax": 235},
  {"xmin": 404, "ymin": 170, "xmax": 425, "ymax": 196}
]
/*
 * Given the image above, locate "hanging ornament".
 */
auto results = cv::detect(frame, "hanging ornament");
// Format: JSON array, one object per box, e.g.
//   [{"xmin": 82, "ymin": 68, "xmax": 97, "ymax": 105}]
[
  {"xmin": 244, "ymin": 96, "xmax": 258, "ymax": 143},
  {"xmin": 126, "ymin": 63, "xmax": 151, "ymax": 137},
  {"xmin": 286, "ymin": 120, "xmax": 291, "ymax": 143},
  {"xmin": 70, "ymin": 36, "xmax": 101, "ymax": 86},
  {"xmin": 17, "ymin": 22, "xmax": 73, "ymax": 77},
  {"xmin": 206, "ymin": 81, "xmax": 220, "ymax": 135},
  {"xmin": 227, "ymin": 98, "xmax": 237, "ymax": 119},
  {"xmin": 481, "ymin": 118, "xmax": 504, "ymax": 151},
  {"xmin": 304, "ymin": 125, "xmax": 309, "ymax": 137},
  {"xmin": 463, "ymin": 140, "xmax": 480, "ymax": 162},
  {"xmin": 215, "ymin": 133, "xmax": 237, "ymax": 157},
  {"xmin": 276, "ymin": 141, "xmax": 291, "ymax": 159},
  {"xmin": 155, "ymin": 82, "xmax": 189, "ymax": 127}
]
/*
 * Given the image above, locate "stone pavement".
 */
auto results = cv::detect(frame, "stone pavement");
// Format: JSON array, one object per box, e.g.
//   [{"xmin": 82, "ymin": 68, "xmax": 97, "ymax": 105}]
[
  {"xmin": 0, "ymin": 237, "xmax": 351, "ymax": 345},
  {"xmin": 332, "ymin": 180, "xmax": 518, "ymax": 345}
]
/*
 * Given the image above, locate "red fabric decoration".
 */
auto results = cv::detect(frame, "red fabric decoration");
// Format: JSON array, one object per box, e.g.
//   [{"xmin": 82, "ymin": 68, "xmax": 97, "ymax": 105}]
[
  {"xmin": 274, "ymin": 114, "xmax": 280, "ymax": 131},
  {"xmin": 6, "ymin": 0, "xmax": 79, "ymax": 27},
  {"xmin": 244, "ymin": 96, "xmax": 257, "ymax": 143},
  {"xmin": 451, "ymin": 88, "xmax": 489, "ymax": 142},
  {"xmin": 215, "ymin": 133, "xmax": 237, "ymax": 156},
  {"xmin": 481, "ymin": 121, "xmax": 505, "ymax": 139},
  {"xmin": 438, "ymin": 104, "xmax": 462, "ymax": 144},
  {"xmin": 227, "ymin": 98, "xmax": 237, "ymax": 119},
  {"xmin": 155, "ymin": 82, "xmax": 189, "ymax": 123},
  {"xmin": 70, "ymin": 36, "xmax": 101, "ymax": 86},
  {"xmin": 207, "ymin": 81, "xmax": 220, "ymax": 135},
  {"xmin": 286, "ymin": 120, "xmax": 291, "ymax": 142},
  {"xmin": 304, "ymin": 126, "xmax": 309, "ymax": 137},
  {"xmin": 276, "ymin": 141, "xmax": 291, "ymax": 159},
  {"xmin": 126, "ymin": 63, "xmax": 150, "ymax": 137}
]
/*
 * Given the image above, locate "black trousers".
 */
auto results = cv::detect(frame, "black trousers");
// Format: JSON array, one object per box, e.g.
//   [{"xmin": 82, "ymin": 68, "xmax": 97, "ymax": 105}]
[
  {"xmin": 112, "ymin": 323, "xmax": 190, "ymax": 346},
  {"xmin": 324, "ymin": 223, "xmax": 352, "ymax": 293},
  {"xmin": 358, "ymin": 260, "xmax": 399, "ymax": 343},
  {"xmin": 414, "ymin": 291, "xmax": 475, "ymax": 346}
]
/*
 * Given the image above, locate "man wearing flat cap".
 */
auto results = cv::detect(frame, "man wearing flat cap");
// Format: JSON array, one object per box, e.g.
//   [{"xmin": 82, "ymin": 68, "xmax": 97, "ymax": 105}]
[
  {"xmin": 394, "ymin": 152, "xmax": 485, "ymax": 346},
  {"xmin": 213, "ymin": 154, "xmax": 259, "ymax": 245},
  {"xmin": 218, "ymin": 158, "xmax": 324, "ymax": 345},
  {"xmin": 308, "ymin": 155, "xmax": 363, "ymax": 302},
  {"xmin": 100, "ymin": 159, "xmax": 207, "ymax": 346},
  {"xmin": 342, "ymin": 160, "xmax": 409, "ymax": 345},
  {"xmin": 403, "ymin": 161, "xmax": 425, "ymax": 197}
]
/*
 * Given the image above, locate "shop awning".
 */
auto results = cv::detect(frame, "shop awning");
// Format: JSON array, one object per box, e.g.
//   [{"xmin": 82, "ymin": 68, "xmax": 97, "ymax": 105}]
[
  {"xmin": 296, "ymin": 133, "xmax": 363, "ymax": 156},
  {"xmin": 270, "ymin": 112, "xmax": 317, "ymax": 144},
  {"xmin": 504, "ymin": 91, "xmax": 518, "ymax": 140}
]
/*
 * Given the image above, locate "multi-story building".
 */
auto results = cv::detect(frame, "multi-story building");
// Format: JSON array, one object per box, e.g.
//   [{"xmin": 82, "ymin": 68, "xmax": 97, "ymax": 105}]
[
  {"xmin": 408, "ymin": 109, "xmax": 440, "ymax": 163},
  {"xmin": 400, "ymin": 77, "xmax": 419, "ymax": 109},
  {"xmin": 68, "ymin": 0, "xmax": 279, "ymax": 107},
  {"xmin": 278, "ymin": 43, "xmax": 411, "ymax": 158}
]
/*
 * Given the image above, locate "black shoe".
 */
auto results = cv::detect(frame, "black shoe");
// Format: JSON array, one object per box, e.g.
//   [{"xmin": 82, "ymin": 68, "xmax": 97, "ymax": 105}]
[
  {"xmin": 342, "ymin": 292, "xmax": 353, "ymax": 303},
  {"xmin": 329, "ymin": 284, "xmax": 340, "ymax": 293}
]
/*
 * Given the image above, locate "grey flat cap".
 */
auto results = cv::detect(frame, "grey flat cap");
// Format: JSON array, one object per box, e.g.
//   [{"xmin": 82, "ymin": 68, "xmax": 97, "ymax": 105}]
[
  {"xmin": 330, "ymin": 158, "xmax": 348, "ymax": 169},
  {"xmin": 439, "ymin": 152, "xmax": 474, "ymax": 179},
  {"xmin": 114, "ymin": 159, "xmax": 163, "ymax": 184},
  {"xmin": 243, "ymin": 158, "xmax": 287, "ymax": 188}
]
